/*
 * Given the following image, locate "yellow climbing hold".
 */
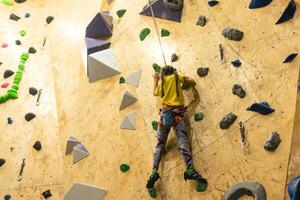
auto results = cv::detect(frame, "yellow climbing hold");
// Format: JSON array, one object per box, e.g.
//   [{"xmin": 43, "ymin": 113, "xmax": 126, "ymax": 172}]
[{"xmin": 1, "ymin": 0, "xmax": 14, "ymax": 6}]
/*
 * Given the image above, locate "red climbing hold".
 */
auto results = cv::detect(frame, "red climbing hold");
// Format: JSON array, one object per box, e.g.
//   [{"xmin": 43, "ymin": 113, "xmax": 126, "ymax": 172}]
[
  {"xmin": 1, "ymin": 43, "xmax": 8, "ymax": 48},
  {"xmin": 1, "ymin": 83, "xmax": 9, "ymax": 88}
]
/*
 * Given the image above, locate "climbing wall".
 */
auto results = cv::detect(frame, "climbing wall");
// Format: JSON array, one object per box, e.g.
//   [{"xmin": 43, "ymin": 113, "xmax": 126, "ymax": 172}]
[{"xmin": 0, "ymin": 0, "xmax": 299, "ymax": 199}]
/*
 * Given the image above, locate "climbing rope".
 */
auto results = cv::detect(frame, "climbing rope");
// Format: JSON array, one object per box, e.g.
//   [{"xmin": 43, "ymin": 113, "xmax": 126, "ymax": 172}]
[{"xmin": 147, "ymin": 0, "xmax": 167, "ymax": 66}]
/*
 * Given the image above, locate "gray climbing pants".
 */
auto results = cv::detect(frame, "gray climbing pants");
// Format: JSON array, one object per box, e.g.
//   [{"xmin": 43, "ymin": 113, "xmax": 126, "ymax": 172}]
[{"xmin": 152, "ymin": 107, "xmax": 194, "ymax": 169}]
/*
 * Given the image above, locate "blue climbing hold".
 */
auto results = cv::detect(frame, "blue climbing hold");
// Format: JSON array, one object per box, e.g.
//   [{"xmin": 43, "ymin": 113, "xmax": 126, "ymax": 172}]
[
  {"xmin": 25, "ymin": 13, "xmax": 30, "ymax": 18},
  {"xmin": 247, "ymin": 102, "xmax": 275, "ymax": 115},
  {"xmin": 7, "ymin": 117, "xmax": 13, "ymax": 124},
  {"xmin": 288, "ymin": 175, "xmax": 300, "ymax": 200},
  {"xmin": 249, "ymin": 0, "xmax": 272, "ymax": 9},
  {"xmin": 276, "ymin": 0, "xmax": 296, "ymax": 25},
  {"xmin": 4, "ymin": 194, "xmax": 11, "ymax": 200},
  {"xmin": 283, "ymin": 53, "xmax": 298, "ymax": 63}
]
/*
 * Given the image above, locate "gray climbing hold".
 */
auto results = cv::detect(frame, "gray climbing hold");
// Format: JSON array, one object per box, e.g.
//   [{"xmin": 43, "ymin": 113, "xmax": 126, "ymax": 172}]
[
  {"xmin": 0, "ymin": 158, "xmax": 6, "ymax": 167},
  {"xmin": 120, "ymin": 111, "xmax": 137, "ymax": 130},
  {"xmin": 220, "ymin": 112, "xmax": 237, "ymax": 129},
  {"xmin": 196, "ymin": 16, "xmax": 207, "ymax": 26},
  {"xmin": 163, "ymin": 0, "xmax": 183, "ymax": 11},
  {"xmin": 42, "ymin": 190, "xmax": 52, "ymax": 199},
  {"xmin": 64, "ymin": 183, "xmax": 108, "ymax": 200},
  {"xmin": 4, "ymin": 70, "xmax": 14, "ymax": 79},
  {"xmin": 197, "ymin": 67, "xmax": 209, "ymax": 77},
  {"xmin": 29, "ymin": 87, "xmax": 38, "ymax": 96},
  {"xmin": 264, "ymin": 132, "xmax": 281, "ymax": 151},
  {"xmin": 28, "ymin": 47, "xmax": 37, "ymax": 54},
  {"xmin": 15, "ymin": 40, "xmax": 21, "ymax": 45},
  {"xmin": 10, "ymin": 13, "xmax": 21, "ymax": 21},
  {"xmin": 46, "ymin": 16, "xmax": 54, "ymax": 24},
  {"xmin": 125, "ymin": 70, "xmax": 142, "ymax": 87},
  {"xmin": 65, "ymin": 136, "xmax": 81, "ymax": 155},
  {"xmin": 232, "ymin": 84, "xmax": 246, "ymax": 98},
  {"xmin": 171, "ymin": 53, "xmax": 178, "ymax": 62},
  {"xmin": 25, "ymin": 113, "xmax": 36, "ymax": 121},
  {"xmin": 221, "ymin": 182, "xmax": 267, "ymax": 200},
  {"xmin": 33, "ymin": 141, "xmax": 42, "ymax": 151},
  {"xmin": 119, "ymin": 91, "xmax": 137, "ymax": 110},
  {"xmin": 222, "ymin": 28, "xmax": 244, "ymax": 41},
  {"xmin": 73, "ymin": 143, "xmax": 89, "ymax": 164}
]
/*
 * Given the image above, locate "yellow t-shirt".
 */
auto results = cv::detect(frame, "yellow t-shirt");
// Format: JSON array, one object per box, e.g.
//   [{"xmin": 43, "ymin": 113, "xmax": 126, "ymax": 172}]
[{"xmin": 155, "ymin": 74, "xmax": 184, "ymax": 106}]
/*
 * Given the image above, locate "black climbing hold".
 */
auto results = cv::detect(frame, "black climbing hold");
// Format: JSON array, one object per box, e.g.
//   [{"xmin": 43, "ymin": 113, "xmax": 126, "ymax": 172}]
[
  {"xmin": 231, "ymin": 59, "xmax": 242, "ymax": 67},
  {"xmin": 171, "ymin": 53, "xmax": 178, "ymax": 62},
  {"xmin": 222, "ymin": 28, "xmax": 244, "ymax": 41},
  {"xmin": 220, "ymin": 112, "xmax": 237, "ymax": 129},
  {"xmin": 276, "ymin": 0, "xmax": 296, "ymax": 25},
  {"xmin": 25, "ymin": 113, "xmax": 36, "ymax": 121},
  {"xmin": 4, "ymin": 194, "xmax": 11, "ymax": 200},
  {"xmin": 46, "ymin": 16, "xmax": 54, "ymax": 24},
  {"xmin": 247, "ymin": 102, "xmax": 275, "ymax": 115},
  {"xmin": 283, "ymin": 53, "xmax": 298, "ymax": 63},
  {"xmin": 152, "ymin": 121, "xmax": 158, "ymax": 131},
  {"xmin": 42, "ymin": 190, "xmax": 52, "ymax": 199},
  {"xmin": 163, "ymin": 0, "xmax": 183, "ymax": 11},
  {"xmin": 249, "ymin": 0, "xmax": 272, "ymax": 9},
  {"xmin": 232, "ymin": 84, "xmax": 246, "ymax": 98},
  {"xmin": 15, "ymin": 40, "xmax": 21, "ymax": 45},
  {"xmin": 15, "ymin": 0, "xmax": 26, "ymax": 3},
  {"xmin": 29, "ymin": 87, "xmax": 38, "ymax": 96},
  {"xmin": 0, "ymin": 62, "xmax": 2, "ymax": 66},
  {"xmin": 208, "ymin": 0, "xmax": 219, "ymax": 7},
  {"xmin": 161, "ymin": 28, "xmax": 170, "ymax": 37},
  {"xmin": 119, "ymin": 77, "xmax": 125, "ymax": 84},
  {"xmin": 288, "ymin": 175, "xmax": 300, "ymax": 200},
  {"xmin": 120, "ymin": 163, "xmax": 130, "ymax": 172},
  {"xmin": 264, "ymin": 132, "xmax": 281, "ymax": 151},
  {"xmin": 0, "ymin": 158, "xmax": 6, "ymax": 167},
  {"xmin": 196, "ymin": 16, "xmax": 207, "ymax": 26},
  {"xmin": 24, "ymin": 13, "xmax": 30, "ymax": 18},
  {"xmin": 4, "ymin": 70, "xmax": 14, "ymax": 79},
  {"xmin": 221, "ymin": 182, "xmax": 267, "ymax": 200},
  {"xmin": 7, "ymin": 117, "xmax": 13, "ymax": 124},
  {"xmin": 33, "ymin": 141, "xmax": 42, "ymax": 151},
  {"xmin": 197, "ymin": 67, "xmax": 209, "ymax": 77},
  {"xmin": 28, "ymin": 47, "xmax": 37, "ymax": 54},
  {"xmin": 9, "ymin": 13, "xmax": 21, "ymax": 21}
]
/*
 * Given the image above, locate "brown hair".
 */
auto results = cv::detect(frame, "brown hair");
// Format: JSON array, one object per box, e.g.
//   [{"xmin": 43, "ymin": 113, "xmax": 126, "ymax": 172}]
[{"xmin": 160, "ymin": 66, "xmax": 179, "ymax": 98}]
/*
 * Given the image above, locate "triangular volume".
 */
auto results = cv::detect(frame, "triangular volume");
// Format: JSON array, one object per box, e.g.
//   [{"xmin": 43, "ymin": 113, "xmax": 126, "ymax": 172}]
[
  {"xmin": 85, "ymin": 38, "xmax": 111, "ymax": 55},
  {"xmin": 85, "ymin": 13, "xmax": 113, "ymax": 39},
  {"xmin": 64, "ymin": 183, "xmax": 108, "ymax": 200},
  {"xmin": 119, "ymin": 91, "xmax": 137, "ymax": 110},
  {"xmin": 65, "ymin": 136, "xmax": 81, "ymax": 155},
  {"xmin": 73, "ymin": 144, "xmax": 89, "ymax": 164},
  {"xmin": 88, "ymin": 48, "xmax": 121, "ymax": 82},
  {"xmin": 126, "ymin": 70, "xmax": 142, "ymax": 87},
  {"xmin": 276, "ymin": 0, "xmax": 296, "ymax": 25},
  {"xmin": 249, "ymin": 0, "xmax": 272, "ymax": 9},
  {"xmin": 101, "ymin": 12, "xmax": 113, "ymax": 29},
  {"xmin": 140, "ymin": 0, "xmax": 183, "ymax": 23},
  {"xmin": 121, "ymin": 111, "xmax": 137, "ymax": 130}
]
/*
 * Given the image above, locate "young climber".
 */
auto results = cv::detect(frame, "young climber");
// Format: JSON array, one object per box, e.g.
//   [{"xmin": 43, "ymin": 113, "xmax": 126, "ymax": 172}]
[{"xmin": 146, "ymin": 65, "xmax": 208, "ymax": 192}]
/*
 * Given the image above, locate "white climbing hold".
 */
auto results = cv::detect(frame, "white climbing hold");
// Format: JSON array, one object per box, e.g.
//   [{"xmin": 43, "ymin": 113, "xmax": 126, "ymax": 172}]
[
  {"xmin": 73, "ymin": 143, "xmax": 89, "ymax": 164},
  {"xmin": 120, "ymin": 111, "xmax": 137, "ymax": 130},
  {"xmin": 101, "ymin": 12, "xmax": 113, "ymax": 28},
  {"xmin": 64, "ymin": 183, "xmax": 107, "ymax": 200},
  {"xmin": 119, "ymin": 91, "xmax": 137, "ymax": 110},
  {"xmin": 126, "ymin": 69, "xmax": 142, "ymax": 87},
  {"xmin": 65, "ymin": 136, "xmax": 81, "ymax": 155}
]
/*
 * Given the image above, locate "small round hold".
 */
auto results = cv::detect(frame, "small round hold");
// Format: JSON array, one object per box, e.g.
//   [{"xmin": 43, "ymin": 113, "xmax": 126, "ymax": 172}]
[
  {"xmin": 119, "ymin": 77, "xmax": 125, "ymax": 84},
  {"xmin": 197, "ymin": 68, "xmax": 209, "ymax": 77},
  {"xmin": 15, "ymin": 40, "xmax": 21, "ymax": 45},
  {"xmin": 0, "ymin": 158, "xmax": 6, "ymax": 167},
  {"xmin": 25, "ymin": 13, "xmax": 30, "ymax": 18},
  {"xmin": 25, "ymin": 113, "xmax": 36, "ymax": 121},
  {"xmin": 28, "ymin": 47, "xmax": 37, "ymax": 54},
  {"xmin": 171, "ymin": 53, "xmax": 178, "ymax": 62},
  {"xmin": 46, "ymin": 16, "xmax": 54, "ymax": 24},
  {"xmin": 120, "ymin": 163, "xmax": 130, "ymax": 172},
  {"xmin": 4, "ymin": 194, "xmax": 11, "ymax": 200},
  {"xmin": 152, "ymin": 121, "xmax": 158, "ymax": 131},
  {"xmin": 29, "ymin": 87, "xmax": 38, "ymax": 96},
  {"xmin": 196, "ymin": 16, "xmax": 207, "ymax": 26},
  {"xmin": 194, "ymin": 112, "xmax": 204, "ymax": 121},
  {"xmin": 7, "ymin": 117, "xmax": 13, "ymax": 124},
  {"xmin": 33, "ymin": 141, "xmax": 42, "ymax": 151}
]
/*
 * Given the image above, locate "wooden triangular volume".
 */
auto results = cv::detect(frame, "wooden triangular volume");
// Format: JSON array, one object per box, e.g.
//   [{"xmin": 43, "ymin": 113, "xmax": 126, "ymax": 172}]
[
  {"xmin": 64, "ymin": 182, "xmax": 108, "ymax": 200},
  {"xmin": 119, "ymin": 91, "xmax": 137, "ymax": 110},
  {"xmin": 65, "ymin": 136, "xmax": 81, "ymax": 155},
  {"xmin": 73, "ymin": 144, "xmax": 89, "ymax": 164},
  {"xmin": 88, "ymin": 48, "xmax": 121, "ymax": 82},
  {"xmin": 120, "ymin": 111, "xmax": 137, "ymax": 130},
  {"xmin": 126, "ymin": 69, "xmax": 142, "ymax": 87}
]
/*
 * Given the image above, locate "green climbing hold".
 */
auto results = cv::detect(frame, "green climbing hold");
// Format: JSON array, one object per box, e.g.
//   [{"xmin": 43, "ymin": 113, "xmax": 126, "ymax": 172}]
[
  {"xmin": 12, "ymin": 85, "xmax": 19, "ymax": 90},
  {"xmin": 181, "ymin": 83, "xmax": 191, "ymax": 90},
  {"xmin": 194, "ymin": 112, "xmax": 204, "ymax": 121},
  {"xmin": 18, "ymin": 64, "xmax": 25, "ymax": 71},
  {"xmin": 119, "ymin": 77, "xmax": 125, "ymax": 84},
  {"xmin": 148, "ymin": 188, "xmax": 157, "ymax": 198},
  {"xmin": 1, "ymin": 0, "xmax": 14, "ymax": 6},
  {"xmin": 140, "ymin": 28, "xmax": 151, "ymax": 41},
  {"xmin": 116, "ymin": 9, "xmax": 127, "ymax": 17},
  {"xmin": 152, "ymin": 121, "xmax": 158, "ymax": 131},
  {"xmin": 161, "ymin": 28, "xmax": 170, "ymax": 37},
  {"xmin": 120, "ymin": 164, "xmax": 130, "ymax": 172},
  {"xmin": 19, "ymin": 30, "xmax": 27, "ymax": 37},
  {"xmin": 196, "ymin": 182, "xmax": 208, "ymax": 192},
  {"xmin": 152, "ymin": 63, "xmax": 161, "ymax": 72}
]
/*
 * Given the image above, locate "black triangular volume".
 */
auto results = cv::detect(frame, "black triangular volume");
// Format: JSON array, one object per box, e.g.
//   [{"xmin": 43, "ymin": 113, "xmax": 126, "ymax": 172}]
[
  {"xmin": 283, "ymin": 53, "xmax": 298, "ymax": 63},
  {"xmin": 276, "ymin": 0, "xmax": 296, "ymax": 25},
  {"xmin": 249, "ymin": 0, "xmax": 272, "ymax": 9}
]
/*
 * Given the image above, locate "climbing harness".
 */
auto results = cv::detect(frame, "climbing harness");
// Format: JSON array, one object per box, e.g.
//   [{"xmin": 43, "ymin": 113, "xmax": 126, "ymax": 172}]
[
  {"xmin": 239, "ymin": 122, "xmax": 249, "ymax": 148},
  {"xmin": 148, "ymin": 0, "xmax": 167, "ymax": 66}
]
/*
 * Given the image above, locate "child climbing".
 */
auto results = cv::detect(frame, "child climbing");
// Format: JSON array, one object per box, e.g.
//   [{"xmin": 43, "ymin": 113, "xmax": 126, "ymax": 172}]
[{"xmin": 146, "ymin": 66, "xmax": 208, "ymax": 197}]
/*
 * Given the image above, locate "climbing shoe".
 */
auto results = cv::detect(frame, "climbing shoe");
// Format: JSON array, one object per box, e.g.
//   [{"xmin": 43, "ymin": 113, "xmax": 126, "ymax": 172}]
[
  {"xmin": 146, "ymin": 170, "xmax": 161, "ymax": 189},
  {"xmin": 184, "ymin": 168, "xmax": 208, "ymax": 192}
]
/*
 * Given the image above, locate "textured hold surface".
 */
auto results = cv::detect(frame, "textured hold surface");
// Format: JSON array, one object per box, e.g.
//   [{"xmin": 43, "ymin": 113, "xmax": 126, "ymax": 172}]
[
  {"xmin": 0, "ymin": 158, "xmax": 6, "ymax": 167},
  {"xmin": 283, "ymin": 53, "xmax": 298, "ymax": 63},
  {"xmin": 64, "ymin": 183, "xmax": 107, "ymax": 200},
  {"xmin": 46, "ymin": 16, "xmax": 54, "ymax": 24},
  {"xmin": 42, "ymin": 190, "xmax": 52, "ymax": 199},
  {"xmin": 25, "ymin": 113, "xmax": 36, "ymax": 121},
  {"xmin": 9, "ymin": 13, "xmax": 20, "ymax": 21},
  {"xmin": 28, "ymin": 47, "xmax": 37, "ymax": 54},
  {"xmin": 231, "ymin": 59, "xmax": 242, "ymax": 67},
  {"xmin": 171, "ymin": 53, "xmax": 178, "ymax": 62},
  {"xmin": 220, "ymin": 112, "xmax": 237, "ymax": 129},
  {"xmin": 276, "ymin": 0, "xmax": 296, "ymax": 25},
  {"xmin": 140, "ymin": 28, "xmax": 150, "ymax": 41},
  {"xmin": 29, "ymin": 87, "xmax": 38, "ymax": 96},
  {"xmin": 4, "ymin": 70, "xmax": 14, "ymax": 79},
  {"xmin": 197, "ymin": 67, "xmax": 209, "ymax": 77},
  {"xmin": 222, "ymin": 28, "xmax": 244, "ymax": 41},
  {"xmin": 221, "ymin": 182, "xmax": 267, "ymax": 200},
  {"xmin": 264, "ymin": 132, "xmax": 281, "ymax": 151},
  {"xmin": 163, "ymin": 0, "xmax": 183, "ymax": 11},
  {"xmin": 119, "ymin": 91, "xmax": 137, "ymax": 110},
  {"xmin": 247, "ymin": 102, "xmax": 275, "ymax": 115},
  {"xmin": 232, "ymin": 84, "xmax": 246, "ymax": 98},
  {"xmin": 120, "ymin": 111, "xmax": 137, "ymax": 130},
  {"xmin": 33, "ymin": 141, "xmax": 42, "ymax": 151},
  {"xmin": 196, "ymin": 15, "xmax": 207, "ymax": 26},
  {"xmin": 249, "ymin": 0, "xmax": 272, "ymax": 9}
]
